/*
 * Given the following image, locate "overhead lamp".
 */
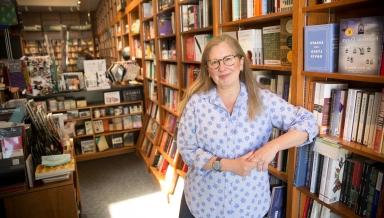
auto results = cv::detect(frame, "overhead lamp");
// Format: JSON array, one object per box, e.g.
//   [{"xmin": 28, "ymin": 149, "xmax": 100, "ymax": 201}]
[{"xmin": 78, "ymin": 1, "xmax": 81, "ymax": 5}]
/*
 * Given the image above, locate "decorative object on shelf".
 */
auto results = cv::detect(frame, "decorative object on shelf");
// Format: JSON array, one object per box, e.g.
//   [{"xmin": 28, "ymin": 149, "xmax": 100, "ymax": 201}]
[
  {"xmin": 104, "ymin": 91, "xmax": 121, "ymax": 105},
  {"xmin": 83, "ymin": 59, "xmax": 110, "ymax": 90},
  {"xmin": 23, "ymin": 55, "xmax": 55, "ymax": 96},
  {"xmin": 61, "ymin": 72, "xmax": 85, "ymax": 91},
  {"xmin": 106, "ymin": 60, "xmax": 140, "ymax": 85}
]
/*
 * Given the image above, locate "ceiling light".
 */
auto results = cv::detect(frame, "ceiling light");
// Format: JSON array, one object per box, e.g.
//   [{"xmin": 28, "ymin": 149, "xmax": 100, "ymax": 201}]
[{"xmin": 78, "ymin": 1, "xmax": 81, "ymax": 5}]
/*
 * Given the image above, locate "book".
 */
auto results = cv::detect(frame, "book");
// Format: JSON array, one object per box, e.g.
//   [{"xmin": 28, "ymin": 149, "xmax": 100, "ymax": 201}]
[
  {"xmin": 304, "ymin": 23, "xmax": 339, "ymax": 72},
  {"xmin": 0, "ymin": 126, "xmax": 24, "ymax": 159},
  {"xmin": 280, "ymin": 17, "xmax": 293, "ymax": 66},
  {"xmin": 338, "ymin": 16, "xmax": 384, "ymax": 75},
  {"xmin": 262, "ymin": 25, "xmax": 281, "ymax": 65},
  {"xmin": 81, "ymin": 139, "xmax": 96, "ymax": 154},
  {"xmin": 35, "ymin": 158, "xmax": 75, "ymax": 180},
  {"xmin": 267, "ymin": 186, "xmax": 286, "ymax": 218},
  {"xmin": 96, "ymin": 135, "xmax": 109, "ymax": 152}
]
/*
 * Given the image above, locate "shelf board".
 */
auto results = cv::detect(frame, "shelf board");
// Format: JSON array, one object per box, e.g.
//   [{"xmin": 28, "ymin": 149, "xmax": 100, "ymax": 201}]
[
  {"xmin": 220, "ymin": 11, "xmax": 292, "ymax": 28},
  {"xmin": 182, "ymin": 60, "xmax": 201, "ymax": 64},
  {"xmin": 304, "ymin": 0, "xmax": 369, "ymax": 12},
  {"xmin": 176, "ymin": 169, "xmax": 186, "ymax": 178},
  {"xmin": 145, "ymin": 77, "xmax": 157, "ymax": 82},
  {"xmin": 321, "ymin": 135, "xmax": 384, "ymax": 162},
  {"xmin": 92, "ymin": 112, "xmax": 142, "ymax": 121},
  {"xmin": 296, "ymin": 187, "xmax": 361, "ymax": 218},
  {"xmin": 303, "ymin": 71, "xmax": 384, "ymax": 84},
  {"xmin": 179, "ymin": 0, "xmax": 199, "ymax": 5},
  {"xmin": 91, "ymin": 101, "xmax": 143, "ymax": 108},
  {"xmin": 142, "ymin": 16, "xmax": 154, "ymax": 22},
  {"xmin": 268, "ymin": 165, "xmax": 288, "ymax": 182},
  {"xmin": 157, "ymin": 5, "xmax": 175, "ymax": 15},
  {"xmin": 145, "ymin": 132, "xmax": 157, "ymax": 145},
  {"xmin": 94, "ymin": 128, "xmax": 141, "ymax": 137},
  {"xmin": 250, "ymin": 64, "xmax": 291, "ymax": 71},
  {"xmin": 181, "ymin": 26, "xmax": 213, "ymax": 35},
  {"xmin": 149, "ymin": 166, "xmax": 165, "ymax": 182},
  {"xmin": 161, "ymin": 105, "xmax": 179, "ymax": 117},
  {"xmin": 73, "ymin": 134, "xmax": 94, "ymax": 139},
  {"xmin": 158, "ymin": 34, "xmax": 176, "ymax": 39},
  {"xmin": 131, "ymin": 32, "xmax": 140, "ymax": 37},
  {"xmin": 161, "ymin": 125, "xmax": 175, "ymax": 137},
  {"xmin": 65, "ymin": 116, "xmax": 92, "ymax": 122},
  {"xmin": 159, "ymin": 59, "xmax": 177, "ymax": 63},
  {"xmin": 144, "ymin": 38, "xmax": 155, "ymax": 42},
  {"xmin": 160, "ymin": 80, "xmax": 179, "ymax": 89},
  {"xmin": 158, "ymin": 149, "xmax": 176, "ymax": 167},
  {"xmin": 76, "ymin": 146, "xmax": 136, "ymax": 162}
]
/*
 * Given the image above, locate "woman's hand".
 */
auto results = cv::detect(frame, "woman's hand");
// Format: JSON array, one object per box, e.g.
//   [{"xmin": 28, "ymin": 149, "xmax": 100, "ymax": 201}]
[
  {"xmin": 248, "ymin": 144, "xmax": 279, "ymax": 172},
  {"xmin": 221, "ymin": 151, "xmax": 258, "ymax": 176}
]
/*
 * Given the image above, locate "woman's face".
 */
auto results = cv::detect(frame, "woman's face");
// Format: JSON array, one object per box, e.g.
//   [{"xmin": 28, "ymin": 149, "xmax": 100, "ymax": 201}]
[{"xmin": 207, "ymin": 42, "xmax": 243, "ymax": 90}]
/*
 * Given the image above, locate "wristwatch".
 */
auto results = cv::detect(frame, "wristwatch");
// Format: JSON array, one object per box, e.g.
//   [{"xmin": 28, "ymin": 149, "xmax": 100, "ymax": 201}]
[{"xmin": 212, "ymin": 157, "xmax": 222, "ymax": 172}]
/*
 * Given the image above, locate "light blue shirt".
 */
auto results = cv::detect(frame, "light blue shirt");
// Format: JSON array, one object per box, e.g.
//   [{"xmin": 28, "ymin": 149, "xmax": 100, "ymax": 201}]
[{"xmin": 177, "ymin": 82, "xmax": 318, "ymax": 218}]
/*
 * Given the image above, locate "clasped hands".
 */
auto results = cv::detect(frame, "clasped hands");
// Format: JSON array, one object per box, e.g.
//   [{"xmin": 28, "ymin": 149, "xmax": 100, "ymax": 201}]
[{"xmin": 224, "ymin": 143, "xmax": 279, "ymax": 177}]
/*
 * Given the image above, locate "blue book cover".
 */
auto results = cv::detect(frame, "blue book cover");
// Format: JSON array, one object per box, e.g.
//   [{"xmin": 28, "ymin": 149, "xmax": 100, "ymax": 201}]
[
  {"xmin": 294, "ymin": 142, "xmax": 314, "ymax": 187},
  {"xmin": 268, "ymin": 186, "xmax": 286, "ymax": 218},
  {"xmin": 338, "ymin": 16, "xmax": 384, "ymax": 75},
  {"xmin": 158, "ymin": 14, "xmax": 173, "ymax": 36},
  {"xmin": 304, "ymin": 23, "xmax": 339, "ymax": 73}
]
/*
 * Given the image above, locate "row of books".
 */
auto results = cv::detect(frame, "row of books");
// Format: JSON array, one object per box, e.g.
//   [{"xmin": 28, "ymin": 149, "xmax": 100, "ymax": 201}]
[
  {"xmin": 184, "ymin": 34, "xmax": 212, "ymax": 62},
  {"xmin": 163, "ymin": 87, "xmax": 179, "ymax": 112},
  {"xmin": 78, "ymin": 133, "xmax": 135, "ymax": 154},
  {"xmin": 180, "ymin": 0, "xmax": 212, "ymax": 32},
  {"xmin": 158, "ymin": 13, "xmax": 175, "ymax": 36},
  {"xmin": 231, "ymin": 0, "xmax": 293, "ymax": 21},
  {"xmin": 147, "ymin": 80, "xmax": 158, "ymax": 101},
  {"xmin": 147, "ymin": 101, "xmax": 160, "ymax": 122},
  {"xmin": 160, "ymin": 39, "xmax": 176, "ymax": 60},
  {"xmin": 145, "ymin": 61, "xmax": 156, "ymax": 80},
  {"xmin": 143, "ymin": 20, "xmax": 155, "ymax": 40},
  {"xmin": 72, "ymin": 115, "xmax": 142, "ymax": 136},
  {"xmin": 183, "ymin": 65, "xmax": 200, "ymax": 89},
  {"xmin": 144, "ymin": 41, "xmax": 155, "ymax": 59},
  {"xmin": 310, "ymin": 81, "xmax": 384, "ymax": 154},
  {"xmin": 162, "ymin": 64, "xmax": 178, "ymax": 86},
  {"xmin": 301, "ymin": 197, "xmax": 343, "ymax": 218},
  {"xmin": 163, "ymin": 113, "xmax": 177, "ymax": 133},
  {"xmin": 295, "ymin": 137, "xmax": 384, "ymax": 218},
  {"xmin": 304, "ymin": 16, "xmax": 384, "ymax": 75},
  {"xmin": 223, "ymin": 17, "xmax": 292, "ymax": 66},
  {"xmin": 159, "ymin": 131, "xmax": 178, "ymax": 160}
]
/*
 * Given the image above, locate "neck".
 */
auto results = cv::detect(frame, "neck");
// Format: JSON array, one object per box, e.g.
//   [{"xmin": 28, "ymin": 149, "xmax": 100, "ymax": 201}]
[{"xmin": 217, "ymin": 82, "xmax": 241, "ymax": 113}]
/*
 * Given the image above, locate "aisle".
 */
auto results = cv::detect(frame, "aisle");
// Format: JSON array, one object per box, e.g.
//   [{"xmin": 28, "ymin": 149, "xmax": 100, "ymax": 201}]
[{"xmin": 77, "ymin": 153, "xmax": 180, "ymax": 218}]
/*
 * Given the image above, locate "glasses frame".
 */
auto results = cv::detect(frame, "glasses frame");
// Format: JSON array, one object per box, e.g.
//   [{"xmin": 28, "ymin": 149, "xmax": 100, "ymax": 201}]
[{"xmin": 206, "ymin": 54, "xmax": 241, "ymax": 70}]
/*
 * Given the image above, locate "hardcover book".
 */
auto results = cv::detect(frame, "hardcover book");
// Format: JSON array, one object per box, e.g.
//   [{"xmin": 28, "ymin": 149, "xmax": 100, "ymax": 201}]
[
  {"xmin": 262, "ymin": 25, "xmax": 281, "ymax": 65},
  {"xmin": 304, "ymin": 23, "xmax": 339, "ymax": 72},
  {"xmin": 338, "ymin": 16, "xmax": 384, "ymax": 75}
]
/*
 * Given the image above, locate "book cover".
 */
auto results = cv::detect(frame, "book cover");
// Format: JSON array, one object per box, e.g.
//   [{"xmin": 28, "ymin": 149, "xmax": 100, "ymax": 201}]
[
  {"xmin": 262, "ymin": 25, "xmax": 281, "ymax": 65},
  {"xmin": 0, "ymin": 126, "xmax": 24, "ymax": 159},
  {"xmin": 338, "ymin": 16, "xmax": 384, "ymax": 74},
  {"xmin": 158, "ymin": 14, "xmax": 173, "ymax": 36},
  {"xmin": 304, "ymin": 23, "xmax": 339, "ymax": 72},
  {"xmin": 267, "ymin": 186, "xmax": 286, "ymax": 218},
  {"xmin": 35, "ymin": 158, "xmax": 75, "ymax": 180},
  {"xmin": 280, "ymin": 17, "xmax": 293, "ymax": 66}
]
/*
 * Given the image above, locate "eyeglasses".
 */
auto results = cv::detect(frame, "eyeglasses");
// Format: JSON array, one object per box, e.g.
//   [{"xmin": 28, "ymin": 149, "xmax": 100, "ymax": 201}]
[{"xmin": 206, "ymin": 54, "xmax": 240, "ymax": 69}]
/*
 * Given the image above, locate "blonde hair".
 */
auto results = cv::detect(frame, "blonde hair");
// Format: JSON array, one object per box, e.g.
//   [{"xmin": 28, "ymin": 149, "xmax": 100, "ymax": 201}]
[{"xmin": 178, "ymin": 35, "xmax": 263, "ymax": 120}]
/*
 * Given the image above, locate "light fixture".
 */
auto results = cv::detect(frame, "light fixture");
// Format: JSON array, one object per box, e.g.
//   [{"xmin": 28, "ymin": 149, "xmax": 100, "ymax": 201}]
[{"xmin": 78, "ymin": 0, "xmax": 81, "ymax": 5}]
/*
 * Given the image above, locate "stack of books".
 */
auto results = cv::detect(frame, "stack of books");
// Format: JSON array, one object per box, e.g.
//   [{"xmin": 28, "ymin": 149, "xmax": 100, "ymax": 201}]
[{"xmin": 35, "ymin": 154, "xmax": 75, "ymax": 183}]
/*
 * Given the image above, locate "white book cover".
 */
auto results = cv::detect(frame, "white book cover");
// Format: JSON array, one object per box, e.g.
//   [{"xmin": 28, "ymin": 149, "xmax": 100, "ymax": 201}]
[
  {"xmin": 351, "ymin": 91, "xmax": 362, "ymax": 142},
  {"xmin": 310, "ymin": 151, "xmax": 320, "ymax": 193},
  {"xmin": 368, "ymin": 92, "xmax": 382, "ymax": 148},
  {"xmin": 318, "ymin": 156, "xmax": 329, "ymax": 202},
  {"xmin": 343, "ymin": 89, "xmax": 360, "ymax": 141},
  {"xmin": 238, "ymin": 29, "xmax": 258, "ymax": 65},
  {"xmin": 357, "ymin": 92, "xmax": 369, "ymax": 143},
  {"xmin": 363, "ymin": 92, "xmax": 375, "ymax": 145}
]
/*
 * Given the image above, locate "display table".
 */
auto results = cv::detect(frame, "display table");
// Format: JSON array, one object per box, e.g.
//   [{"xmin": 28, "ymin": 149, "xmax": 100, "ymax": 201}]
[{"xmin": 1, "ymin": 172, "xmax": 80, "ymax": 218}]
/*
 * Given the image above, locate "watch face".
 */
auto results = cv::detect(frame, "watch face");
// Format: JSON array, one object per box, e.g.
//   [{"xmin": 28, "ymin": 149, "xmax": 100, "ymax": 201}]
[{"xmin": 213, "ymin": 161, "xmax": 221, "ymax": 171}]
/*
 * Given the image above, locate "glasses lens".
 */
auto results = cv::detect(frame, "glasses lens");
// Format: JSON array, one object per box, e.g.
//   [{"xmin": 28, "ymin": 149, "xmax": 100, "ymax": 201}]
[
  {"xmin": 223, "ymin": 55, "xmax": 235, "ymax": 66},
  {"xmin": 208, "ymin": 60, "xmax": 219, "ymax": 69}
]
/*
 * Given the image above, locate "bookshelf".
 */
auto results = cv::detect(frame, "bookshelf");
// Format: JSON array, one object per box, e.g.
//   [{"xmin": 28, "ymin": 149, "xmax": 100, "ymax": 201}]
[
  {"xmin": 93, "ymin": 0, "xmax": 384, "ymax": 217},
  {"xmin": 292, "ymin": 0, "xmax": 384, "ymax": 217},
  {"xmin": 21, "ymin": 12, "xmax": 94, "ymax": 72},
  {"xmin": 27, "ymin": 85, "xmax": 144, "ymax": 162}
]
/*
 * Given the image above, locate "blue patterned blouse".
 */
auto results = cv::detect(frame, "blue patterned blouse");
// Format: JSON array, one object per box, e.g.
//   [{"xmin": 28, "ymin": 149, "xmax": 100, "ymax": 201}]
[{"xmin": 177, "ymin": 82, "xmax": 318, "ymax": 218}]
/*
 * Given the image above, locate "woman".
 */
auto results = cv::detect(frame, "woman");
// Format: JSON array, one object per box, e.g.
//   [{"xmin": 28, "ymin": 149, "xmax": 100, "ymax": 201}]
[{"xmin": 177, "ymin": 35, "xmax": 318, "ymax": 218}]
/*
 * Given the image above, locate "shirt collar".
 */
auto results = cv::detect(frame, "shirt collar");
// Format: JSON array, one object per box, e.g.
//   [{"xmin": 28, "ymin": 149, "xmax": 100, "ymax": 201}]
[{"xmin": 207, "ymin": 82, "xmax": 248, "ymax": 109}]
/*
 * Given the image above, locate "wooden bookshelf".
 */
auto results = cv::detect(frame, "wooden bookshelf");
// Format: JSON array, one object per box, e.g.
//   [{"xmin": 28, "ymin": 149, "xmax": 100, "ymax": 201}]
[
  {"xmin": 303, "ymin": 71, "xmax": 384, "ymax": 84},
  {"xmin": 220, "ymin": 11, "xmax": 293, "ymax": 27},
  {"xmin": 268, "ymin": 166, "xmax": 288, "ymax": 182},
  {"xmin": 76, "ymin": 146, "xmax": 135, "ymax": 162}
]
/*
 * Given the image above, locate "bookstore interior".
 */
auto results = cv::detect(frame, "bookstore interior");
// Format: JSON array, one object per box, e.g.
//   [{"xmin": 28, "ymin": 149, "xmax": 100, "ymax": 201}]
[{"xmin": 0, "ymin": 0, "xmax": 384, "ymax": 217}]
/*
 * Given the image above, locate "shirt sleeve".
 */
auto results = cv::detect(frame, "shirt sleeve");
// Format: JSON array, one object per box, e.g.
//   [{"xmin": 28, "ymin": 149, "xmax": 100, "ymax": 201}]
[
  {"xmin": 264, "ymin": 90, "xmax": 319, "ymax": 145},
  {"xmin": 177, "ymin": 95, "xmax": 214, "ymax": 170}
]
